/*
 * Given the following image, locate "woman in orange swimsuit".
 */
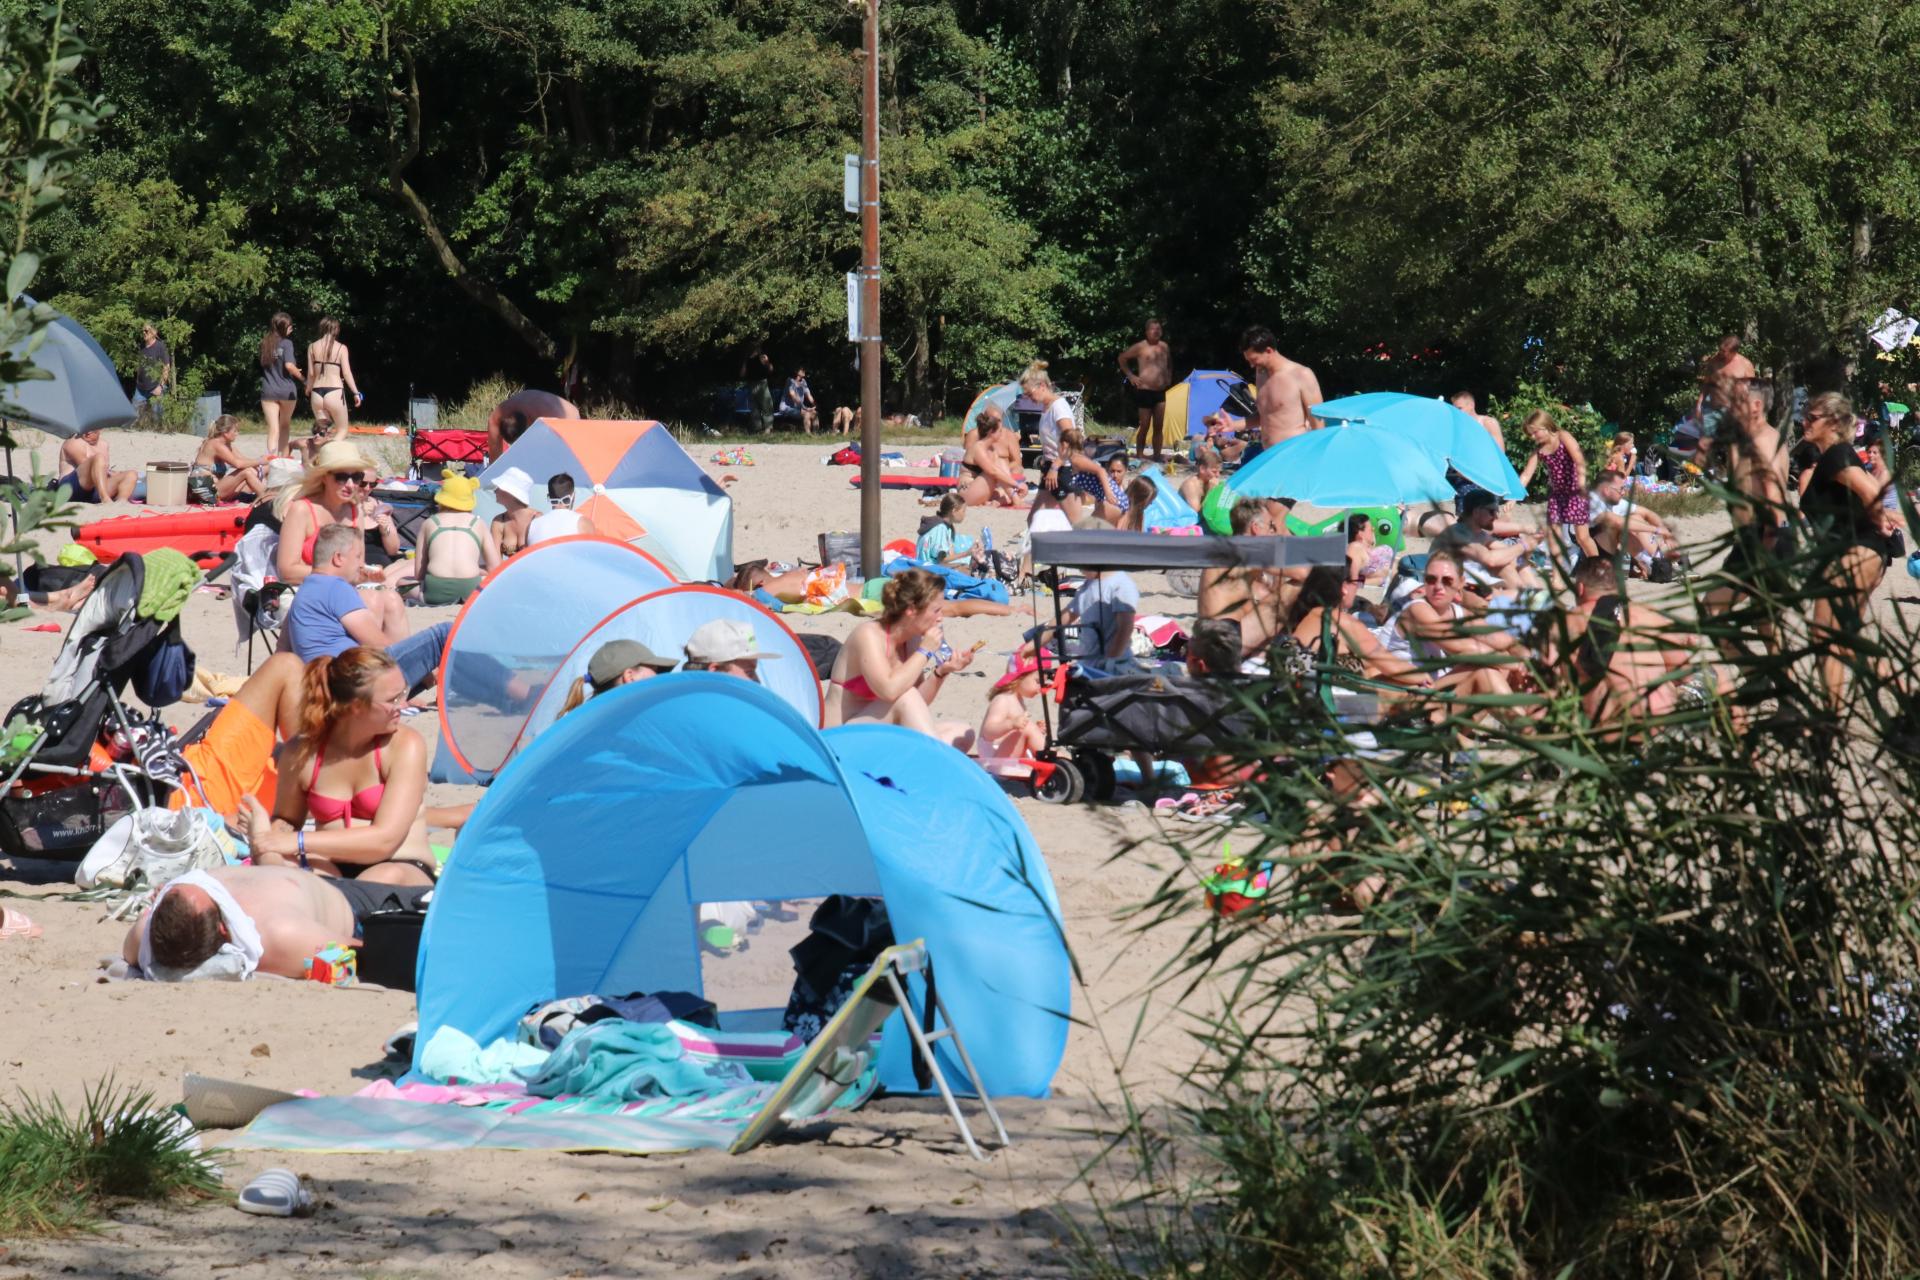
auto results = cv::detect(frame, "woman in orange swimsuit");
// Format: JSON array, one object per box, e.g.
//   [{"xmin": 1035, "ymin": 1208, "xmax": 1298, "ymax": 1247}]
[
  {"xmin": 237, "ymin": 647, "xmax": 437, "ymax": 886},
  {"xmin": 824, "ymin": 569, "xmax": 977, "ymax": 746}
]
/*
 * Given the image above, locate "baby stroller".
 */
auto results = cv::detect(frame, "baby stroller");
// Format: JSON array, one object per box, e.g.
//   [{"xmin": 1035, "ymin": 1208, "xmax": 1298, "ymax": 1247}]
[
  {"xmin": 1, "ymin": 554, "xmax": 198, "ymax": 858},
  {"xmin": 1019, "ymin": 527, "xmax": 1352, "ymax": 803}
]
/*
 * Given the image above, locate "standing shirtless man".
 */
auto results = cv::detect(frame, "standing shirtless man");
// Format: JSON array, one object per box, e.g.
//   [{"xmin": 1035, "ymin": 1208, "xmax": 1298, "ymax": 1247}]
[
  {"xmin": 1701, "ymin": 375, "xmax": 1792, "ymax": 650},
  {"xmin": 1449, "ymin": 391, "xmax": 1505, "ymax": 452},
  {"xmin": 1240, "ymin": 326, "xmax": 1324, "ymax": 454},
  {"xmin": 1117, "ymin": 319, "xmax": 1174, "ymax": 463},
  {"xmin": 1704, "ymin": 334, "xmax": 1757, "ymax": 382}
]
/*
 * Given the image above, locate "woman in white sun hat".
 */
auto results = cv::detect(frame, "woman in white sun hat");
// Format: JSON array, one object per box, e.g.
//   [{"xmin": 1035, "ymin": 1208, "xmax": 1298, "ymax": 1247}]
[{"xmin": 488, "ymin": 466, "xmax": 537, "ymax": 557}]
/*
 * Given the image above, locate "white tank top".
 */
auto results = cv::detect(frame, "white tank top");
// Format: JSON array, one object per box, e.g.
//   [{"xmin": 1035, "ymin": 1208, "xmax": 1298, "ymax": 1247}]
[{"xmin": 526, "ymin": 509, "xmax": 584, "ymax": 545}]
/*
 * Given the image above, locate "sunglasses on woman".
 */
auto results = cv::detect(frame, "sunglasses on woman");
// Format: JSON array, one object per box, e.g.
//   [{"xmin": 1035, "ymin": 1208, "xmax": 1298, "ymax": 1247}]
[
  {"xmin": 1423, "ymin": 573, "xmax": 1459, "ymax": 587},
  {"xmin": 330, "ymin": 471, "xmax": 368, "ymax": 486}
]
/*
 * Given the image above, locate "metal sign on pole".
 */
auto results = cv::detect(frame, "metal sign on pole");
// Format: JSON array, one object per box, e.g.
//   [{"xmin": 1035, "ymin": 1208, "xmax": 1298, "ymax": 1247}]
[
  {"xmin": 857, "ymin": 0, "xmax": 882, "ymax": 579},
  {"xmin": 843, "ymin": 154, "xmax": 861, "ymax": 216},
  {"xmin": 846, "ymin": 272, "xmax": 861, "ymax": 345}
]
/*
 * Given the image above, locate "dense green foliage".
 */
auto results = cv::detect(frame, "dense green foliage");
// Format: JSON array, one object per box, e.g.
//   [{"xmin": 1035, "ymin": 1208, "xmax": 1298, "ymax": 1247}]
[
  {"xmin": 0, "ymin": 0, "xmax": 104, "ymax": 613},
  {"xmin": 1073, "ymin": 521, "xmax": 1920, "ymax": 1274},
  {"xmin": 37, "ymin": 0, "xmax": 1920, "ymax": 428}
]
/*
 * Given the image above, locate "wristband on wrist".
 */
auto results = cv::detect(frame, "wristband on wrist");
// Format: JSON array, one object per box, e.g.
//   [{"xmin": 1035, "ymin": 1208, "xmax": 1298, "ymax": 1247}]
[{"xmin": 296, "ymin": 830, "xmax": 308, "ymax": 870}]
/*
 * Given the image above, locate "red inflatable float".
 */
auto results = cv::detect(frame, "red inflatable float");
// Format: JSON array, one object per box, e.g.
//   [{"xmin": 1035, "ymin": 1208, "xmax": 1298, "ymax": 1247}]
[
  {"xmin": 847, "ymin": 473, "xmax": 958, "ymax": 491},
  {"xmin": 77, "ymin": 507, "xmax": 247, "ymax": 568}
]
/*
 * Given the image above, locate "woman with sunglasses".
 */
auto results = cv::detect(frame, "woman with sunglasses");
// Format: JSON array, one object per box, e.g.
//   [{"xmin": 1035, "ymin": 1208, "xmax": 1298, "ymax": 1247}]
[
  {"xmin": 273, "ymin": 442, "xmax": 411, "ymax": 589},
  {"xmin": 1385, "ymin": 549, "xmax": 1519, "ymax": 699},
  {"xmin": 1287, "ymin": 561, "xmax": 1508, "ymax": 706},
  {"xmin": 1798, "ymin": 392, "xmax": 1897, "ymax": 707}
]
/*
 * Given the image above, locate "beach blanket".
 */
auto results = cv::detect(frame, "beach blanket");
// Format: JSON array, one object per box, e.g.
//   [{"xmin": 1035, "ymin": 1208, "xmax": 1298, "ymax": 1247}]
[
  {"xmin": 521, "ymin": 1021, "xmax": 751, "ymax": 1101},
  {"xmin": 226, "ymin": 1094, "xmax": 762, "ymax": 1154},
  {"xmin": 881, "ymin": 555, "xmax": 1009, "ymax": 604}
]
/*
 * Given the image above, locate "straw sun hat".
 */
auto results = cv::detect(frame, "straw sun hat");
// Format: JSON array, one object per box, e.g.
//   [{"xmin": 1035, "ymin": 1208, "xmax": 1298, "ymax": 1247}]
[{"xmin": 275, "ymin": 439, "xmax": 379, "ymax": 516}]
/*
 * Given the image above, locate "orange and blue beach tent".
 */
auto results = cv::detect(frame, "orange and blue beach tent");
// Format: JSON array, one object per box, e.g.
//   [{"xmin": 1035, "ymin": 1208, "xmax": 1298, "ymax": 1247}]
[{"xmin": 478, "ymin": 419, "xmax": 733, "ymax": 582}]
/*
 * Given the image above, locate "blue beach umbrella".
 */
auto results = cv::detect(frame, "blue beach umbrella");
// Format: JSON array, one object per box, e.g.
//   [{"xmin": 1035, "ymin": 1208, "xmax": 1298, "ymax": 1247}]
[
  {"xmin": 1312, "ymin": 391, "xmax": 1525, "ymax": 499},
  {"xmin": 961, "ymin": 380, "xmax": 1020, "ymax": 432},
  {"xmin": 1225, "ymin": 421, "xmax": 1454, "ymax": 507}
]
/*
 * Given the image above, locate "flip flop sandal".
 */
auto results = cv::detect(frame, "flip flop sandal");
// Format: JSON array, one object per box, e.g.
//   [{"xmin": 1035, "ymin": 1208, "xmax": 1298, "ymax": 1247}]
[
  {"xmin": 236, "ymin": 1167, "xmax": 314, "ymax": 1217},
  {"xmin": 0, "ymin": 906, "xmax": 41, "ymax": 940}
]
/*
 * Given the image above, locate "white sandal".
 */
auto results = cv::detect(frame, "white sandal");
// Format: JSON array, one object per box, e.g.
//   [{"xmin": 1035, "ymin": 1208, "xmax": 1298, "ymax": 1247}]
[{"xmin": 236, "ymin": 1167, "xmax": 314, "ymax": 1217}]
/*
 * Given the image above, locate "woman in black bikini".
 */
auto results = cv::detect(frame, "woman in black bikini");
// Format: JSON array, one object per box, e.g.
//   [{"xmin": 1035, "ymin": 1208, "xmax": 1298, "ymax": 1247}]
[
  {"xmin": 306, "ymin": 317, "xmax": 363, "ymax": 436},
  {"xmin": 1798, "ymin": 392, "xmax": 1897, "ymax": 709}
]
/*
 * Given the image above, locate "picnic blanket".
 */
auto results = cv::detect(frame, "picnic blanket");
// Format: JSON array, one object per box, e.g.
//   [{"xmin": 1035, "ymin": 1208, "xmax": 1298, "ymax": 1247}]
[{"xmin": 225, "ymin": 1090, "xmax": 766, "ymax": 1154}]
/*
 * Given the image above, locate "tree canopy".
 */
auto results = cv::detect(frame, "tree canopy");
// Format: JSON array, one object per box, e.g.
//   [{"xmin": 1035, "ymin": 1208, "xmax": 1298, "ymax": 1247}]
[{"xmin": 40, "ymin": 0, "xmax": 1920, "ymax": 428}]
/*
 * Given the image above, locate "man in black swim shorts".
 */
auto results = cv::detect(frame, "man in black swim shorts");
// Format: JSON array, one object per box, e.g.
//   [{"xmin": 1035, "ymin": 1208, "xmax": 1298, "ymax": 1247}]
[
  {"xmin": 1117, "ymin": 319, "xmax": 1173, "ymax": 463},
  {"xmin": 125, "ymin": 864, "xmax": 433, "ymax": 980}
]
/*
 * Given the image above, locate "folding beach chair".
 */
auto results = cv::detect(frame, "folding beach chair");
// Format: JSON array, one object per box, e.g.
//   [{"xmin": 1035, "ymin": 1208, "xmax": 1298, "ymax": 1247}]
[{"xmin": 731, "ymin": 939, "xmax": 1008, "ymax": 1161}]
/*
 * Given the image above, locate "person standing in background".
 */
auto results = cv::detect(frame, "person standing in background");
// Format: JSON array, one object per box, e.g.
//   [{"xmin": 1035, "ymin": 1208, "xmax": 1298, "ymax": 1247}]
[
  {"xmin": 134, "ymin": 324, "xmax": 171, "ymax": 424},
  {"xmin": 306, "ymin": 318, "xmax": 363, "ymax": 436},
  {"xmin": 259, "ymin": 312, "xmax": 302, "ymax": 457},
  {"xmin": 745, "ymin": 351, "xmax": 775, "ymax": 434},
  {"xmin": 1239, "ymin": 326, "xmax": 1325, "ymax": 455},
  {"xmin": 1448, "ymin": 391, "xmax": 1505, "ymax": 452},
  {"xmin": 1117, "ymin": 319, "xmax": 1173, "ymax": 463},
  {"xmin": 486, "ymin": 389, "xmax": 580, "ymax": 461}
]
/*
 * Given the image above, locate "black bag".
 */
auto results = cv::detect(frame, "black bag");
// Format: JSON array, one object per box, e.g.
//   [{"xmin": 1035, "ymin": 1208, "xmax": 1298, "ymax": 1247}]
[
  {"xmin": 186, "ymin": 471, "xmax": 218, "ymax": 505},
  {"xmin": 0, "ymin": 774, "xmax": 137, "ymax": 859},
  {"xmin": 133, "ymin": 620, "xmax": 196, "ymax": 708},
  {"xmin": 1056, "ymin": 671, "xmax": 1258, "ymax": 753},
  {"xmin": 357, "ymin": 909, "xmax": 425, "ymax": 991}
]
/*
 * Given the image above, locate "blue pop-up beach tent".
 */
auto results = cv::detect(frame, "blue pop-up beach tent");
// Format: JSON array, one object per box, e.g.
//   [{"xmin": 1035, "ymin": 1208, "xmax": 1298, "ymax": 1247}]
[
  {"xmin": 1165, "ymin": 370, "xmax": 1248, "ymax": 439},
  {"xmin": 413, "ymin": 676, "xmax": 1071, "ymax": 1098}
]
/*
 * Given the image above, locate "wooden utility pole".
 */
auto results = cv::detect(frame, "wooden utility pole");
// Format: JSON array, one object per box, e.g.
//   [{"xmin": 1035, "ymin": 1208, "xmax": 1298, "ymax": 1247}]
[{"xmin": 857, "ymin": 0, "xmax": 882, "ymax": 576}]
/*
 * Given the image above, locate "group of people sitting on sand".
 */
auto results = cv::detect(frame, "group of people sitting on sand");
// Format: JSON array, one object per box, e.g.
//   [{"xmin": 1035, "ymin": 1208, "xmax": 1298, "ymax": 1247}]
[{"xmin": 126, "ymin": 602, "xmax": 812, "ymax": 980}]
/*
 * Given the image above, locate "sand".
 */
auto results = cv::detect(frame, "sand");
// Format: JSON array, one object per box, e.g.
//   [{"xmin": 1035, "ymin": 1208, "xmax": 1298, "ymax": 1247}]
[
  {"xmin": 3, "ymin": 426, "xmax": 1904, "ymax": 1277},
  {"xmin": 0, "ymin": 426, "xmax": 1201, "ymax": 1279}
]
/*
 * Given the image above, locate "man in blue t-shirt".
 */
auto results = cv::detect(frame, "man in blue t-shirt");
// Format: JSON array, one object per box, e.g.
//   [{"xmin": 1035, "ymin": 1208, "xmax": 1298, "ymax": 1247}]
[
  {"xmin": 1069, "ymin": 568, "xmax": 1141, "ymax": 666},
  {"xmin": 284, "ymin": 523, "xmax": 449, "ymax": 693}
]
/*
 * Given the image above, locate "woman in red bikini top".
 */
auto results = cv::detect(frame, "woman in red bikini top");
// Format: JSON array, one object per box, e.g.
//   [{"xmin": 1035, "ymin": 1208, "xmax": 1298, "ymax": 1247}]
[
  {"xmin": 272, "ymin": 441, "xmax": 378, "ymax": 587},
  {"xmin": 824, "ymin": 568, "xmax": 978, "ymax": 746},
  {"xmin": 235, "ymin": 647, "xmax": 438, "ymax": 886}
]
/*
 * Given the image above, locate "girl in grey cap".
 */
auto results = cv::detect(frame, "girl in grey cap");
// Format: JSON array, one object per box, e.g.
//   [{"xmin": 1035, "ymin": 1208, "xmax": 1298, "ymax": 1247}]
[{"xmin": 557, "ymin": 639, "xmax": 678, "ymax": 716}]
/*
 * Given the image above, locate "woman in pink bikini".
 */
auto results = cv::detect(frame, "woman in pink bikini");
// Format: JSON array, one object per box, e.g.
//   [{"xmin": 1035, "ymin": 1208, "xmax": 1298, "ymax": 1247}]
[
  {"xmin": 824, "ymin": 569, "xmax": 977, "ymax": 746},
  {"xmin": 237, "ymin": 647, "xmax": 437, "ymax": 886},
  {"xmin": 273, "ymin": 440, "xmax": 412, "ymax": 591}
]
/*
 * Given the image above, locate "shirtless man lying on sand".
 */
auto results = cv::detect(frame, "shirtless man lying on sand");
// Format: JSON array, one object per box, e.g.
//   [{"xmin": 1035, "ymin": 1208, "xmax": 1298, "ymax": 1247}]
[{"xmin": 123, "ymin": 863, "xmax": 428, "ymax": 979}]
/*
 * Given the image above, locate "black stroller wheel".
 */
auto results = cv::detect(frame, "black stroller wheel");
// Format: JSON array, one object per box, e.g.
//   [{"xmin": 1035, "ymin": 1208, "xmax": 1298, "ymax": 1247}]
[{"xmin": 1035, "ymin": 758, "xmax": 1085, "ymax": 805}]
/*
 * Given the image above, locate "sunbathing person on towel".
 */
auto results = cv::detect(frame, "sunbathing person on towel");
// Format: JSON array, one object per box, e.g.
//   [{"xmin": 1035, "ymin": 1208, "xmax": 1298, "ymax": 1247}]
[
  {"xmin": 121, "ymin": 863, "xmax": 428, "ymax": 980},
  {"xmin": 235, "ymin": 647, "xmax": 439, "ymax": 886}
]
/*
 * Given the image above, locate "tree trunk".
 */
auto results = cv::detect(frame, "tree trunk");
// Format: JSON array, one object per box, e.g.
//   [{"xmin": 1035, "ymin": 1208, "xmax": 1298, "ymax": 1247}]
[
  {"xmin": 905, "ymin": 309, "xmax": 931, "ymax": 420},
  {"xmin": 386, "ymin": 43, "xmax": 559, "ymax": 364}
]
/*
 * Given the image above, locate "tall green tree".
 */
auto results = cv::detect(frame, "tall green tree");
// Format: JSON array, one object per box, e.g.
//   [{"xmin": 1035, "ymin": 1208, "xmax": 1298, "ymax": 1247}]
[{"xmin": 1256, "ymin": 0, "xmax": 1920, "ymax": 423}]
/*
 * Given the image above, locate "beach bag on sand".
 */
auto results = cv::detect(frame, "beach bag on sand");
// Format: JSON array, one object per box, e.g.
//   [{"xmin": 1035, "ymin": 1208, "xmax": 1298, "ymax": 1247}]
[{"xmin": 78, "ymin": 806, "xmax": 237, "ymax": 891}]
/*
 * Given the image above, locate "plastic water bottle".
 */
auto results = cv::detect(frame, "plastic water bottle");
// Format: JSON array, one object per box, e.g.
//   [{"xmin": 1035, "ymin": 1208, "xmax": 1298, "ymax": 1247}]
[{"xmin": 982, "ymin": 526, "xmax": 994, "ymax": 554}]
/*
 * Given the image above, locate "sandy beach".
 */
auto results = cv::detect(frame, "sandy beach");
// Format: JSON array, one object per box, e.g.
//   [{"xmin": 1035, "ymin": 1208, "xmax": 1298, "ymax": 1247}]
[
  {"xmin": 0, "ymin": 425, "xmax": 1205, "ymax": 1279},
  {"xmin": 4, "ymin": 423, "xmax": 1908, "ymax": 1278}
]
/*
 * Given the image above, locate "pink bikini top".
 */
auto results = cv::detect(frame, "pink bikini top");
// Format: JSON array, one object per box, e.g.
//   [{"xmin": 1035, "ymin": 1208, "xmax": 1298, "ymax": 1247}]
[{"xmin": 306, "ymin": 740, "xmax": 385, "ymax": 827}]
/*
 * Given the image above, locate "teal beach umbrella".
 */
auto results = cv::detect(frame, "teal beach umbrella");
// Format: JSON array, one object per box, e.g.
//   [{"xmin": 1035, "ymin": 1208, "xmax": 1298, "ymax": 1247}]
[
  {"xmin": 1225, "ymin": 421, "xmax": 1454, "ymax": 506},
  {"xmin": 1312, "ymin": 391, "xmax": 1525, "ymax": 499}
]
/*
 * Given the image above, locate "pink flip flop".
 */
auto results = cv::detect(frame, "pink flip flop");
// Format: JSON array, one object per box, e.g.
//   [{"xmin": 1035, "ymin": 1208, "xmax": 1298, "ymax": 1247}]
[{"xmin": 0, "ymin": 906, "xmax": 42, "ymax": 940}]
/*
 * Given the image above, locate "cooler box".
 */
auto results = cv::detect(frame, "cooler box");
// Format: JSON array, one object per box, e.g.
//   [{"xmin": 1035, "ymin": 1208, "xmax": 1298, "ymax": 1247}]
[{"xmin": 145, "ymin": 462, "xmax": 190, "ymax": 507}]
